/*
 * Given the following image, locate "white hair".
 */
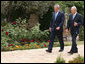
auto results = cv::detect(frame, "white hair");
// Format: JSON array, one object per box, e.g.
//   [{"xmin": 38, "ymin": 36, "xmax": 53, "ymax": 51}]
[
  {"xmin": 54, "ymin": 4, "xmax": 60, "ymax": 9},
  {"xmin": 71, "ymin": 6, "xmax": 77, "ymax": 11}
]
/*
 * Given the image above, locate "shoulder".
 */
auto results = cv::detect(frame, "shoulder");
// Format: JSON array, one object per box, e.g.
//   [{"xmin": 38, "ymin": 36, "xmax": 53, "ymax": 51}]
[
  {"xmin": 59, "ymin": 11, "xmax": 64, "ymax": 16},
  {"xmin": 59, "ymin": 11, "xmax": 64, "ymax": 14},
  {"xmin": 68, "ymin": 13, "xmax": 72, "ymax": 18},
  {"xmin": 77, "ymin": 13, "xmax": 82, "ymax": 17}
]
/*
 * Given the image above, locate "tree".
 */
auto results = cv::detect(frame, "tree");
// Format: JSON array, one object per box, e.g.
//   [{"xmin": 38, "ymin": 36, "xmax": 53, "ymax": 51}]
[
  {"xmin": 1, "ymin": 1, "xmax": 55, "ymax": 22},
  {"xmin": 1, "ymin": 1, "xmax": 84, "ymax": 31}
]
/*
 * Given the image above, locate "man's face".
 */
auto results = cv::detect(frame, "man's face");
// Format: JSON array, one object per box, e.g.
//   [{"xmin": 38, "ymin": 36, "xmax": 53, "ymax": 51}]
[
  {"xmin": 71, "ymin": 8, "xmax": 76, "ymax": 14},
  {"xmin": 54, "ymin": 7, "xmax": 59, "ymax": 12}
]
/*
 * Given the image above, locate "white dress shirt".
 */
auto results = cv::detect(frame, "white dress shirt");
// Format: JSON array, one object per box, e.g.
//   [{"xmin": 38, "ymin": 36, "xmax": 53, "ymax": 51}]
[
  {"xmin": 55, "ymin": 11, "xmax": 59, "ymax": 20},
  {"xmin": 73, "ymin": 12, "xmax": 77, "ymax": 20}
]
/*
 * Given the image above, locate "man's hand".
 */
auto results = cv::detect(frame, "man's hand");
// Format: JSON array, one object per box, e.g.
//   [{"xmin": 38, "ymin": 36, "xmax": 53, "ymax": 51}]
[
  {"xmin": 56, "ymin": 27, "xmax": 60, "ymax": 30},
  {"xmin": 74, "ymin": 22, "xmax": 78, "ymax": 26},
  {"xmin": 66, "ymin": 29, "xmax": 69, "ymax": 33},
  {"xmin": 49, "ymin": 27, "xmax": 51, "ymax": 32}
]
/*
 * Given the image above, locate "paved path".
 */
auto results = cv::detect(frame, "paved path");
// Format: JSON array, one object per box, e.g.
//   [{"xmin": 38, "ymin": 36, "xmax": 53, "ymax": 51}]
[{"xmin": 1, "ymin": 45, "xmax": 84, "ymax": 63}]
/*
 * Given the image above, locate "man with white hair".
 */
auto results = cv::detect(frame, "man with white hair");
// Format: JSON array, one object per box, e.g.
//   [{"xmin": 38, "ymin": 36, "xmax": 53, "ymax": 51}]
[
  {"xmin": 46, "ymin": 4, "xmax": 65, "ymax": 53},
  {"xmin": 66, "ymin": 6, "xmax": 83, "ymax": 54}
]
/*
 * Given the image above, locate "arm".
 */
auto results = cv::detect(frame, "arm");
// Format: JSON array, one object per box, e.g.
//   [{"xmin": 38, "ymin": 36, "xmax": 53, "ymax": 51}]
[
  {"xmin": 78, "ymin": 14, "xmax": 83, "ymax": 26},
  {"xmin": 58, "ymin": 13, "xmax": 65, "ymax": 27}
]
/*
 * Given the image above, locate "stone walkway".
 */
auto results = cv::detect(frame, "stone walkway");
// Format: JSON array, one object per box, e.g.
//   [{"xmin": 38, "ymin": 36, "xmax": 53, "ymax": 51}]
[{"xmin": 1, "ymin": 45, "xmax": 84, "ymax": 63}]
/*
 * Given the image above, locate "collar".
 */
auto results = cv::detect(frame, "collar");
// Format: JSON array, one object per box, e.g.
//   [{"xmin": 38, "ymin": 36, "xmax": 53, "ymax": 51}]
[
  {"xmin": 73, "ymin": 12, "xmax": 77, "ymax": 16},
  {"xmin": 55, "ymin": 10, "xmax": 60, "ymax": 14}
]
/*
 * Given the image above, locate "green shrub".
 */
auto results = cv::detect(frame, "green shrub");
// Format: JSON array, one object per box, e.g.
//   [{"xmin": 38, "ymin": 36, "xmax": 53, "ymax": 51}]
[
  {"xmin": 39, "ymin": 6, "xmax": 53, "ymax": 31},
  {"xmin": 1, "ymin": 18, "xmax": 50, "ymax": 51},
  {"xmin": 1, "ymin": 18, "xmax": 28, "ymax": 50},
  {"xmin": 68, "ymin": 55, "xmax": 84, "ymax": 63},
  {"xmin": 79, "ymin": 27, "xmax": 84, "ymax": 41},
  {"xmin": 30, "ymin": 23, "xmax": 50, "ymax": 42},
  {"xmin": 55, "ymin": 55, "xmax": 65, "ymax": 63},
  {"xmin": 1, "ymin": 37, "xmax": 9, "ymax": 51},
  {"xmin": 1, "ymin": 21, "xmax": 8, "ymax": 27},
  {"xmin": 1, "ymin": 18, "xmax": 58, "ymax": 51}
]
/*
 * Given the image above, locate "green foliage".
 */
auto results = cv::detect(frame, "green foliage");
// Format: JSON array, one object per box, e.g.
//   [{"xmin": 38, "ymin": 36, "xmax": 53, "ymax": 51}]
[
  {"xmin": 1, "ymin": 18, "xmax": 28, "ymax": 50},
  {"xmin": 79, "ymin": 27, "xmax": 84, "ymax": 41},
  {"xmin": 1, "ymin": 1, "xmax": 54, "ymax": 22},
  {"xmin": 39, "ymin": 1, "xmax": 84, "ymax": 30},
  {"xmin": 55, "ymin": 55, "xmax": 84, "ymax": 63},
  {"xmin": 1, "ymin": 1, "xmax": 84, "ymax": 31},
  {"xmin": 68, "ymin": 55, "xmax": 84, "ymax": 63},
  {"xmin": 39, "ymin": 6, "xmax": 53, "ymax": 30},
  {"xmin": 30, "ymin": 23, "xmax": 50, "ymax": 41},
  {"xmin": 1, "ymin": 18, "xmax": 50, "ymax": 51},
  {"xmin": 1, "ymin": 21, "xmax": 8, "ymax": 27},
  {"xmin": 1, "ymin": 37, "xmax": 9, "ymax": 51},
  {"xmin": 63, "ymin": 1, "xmax": 84, "ymax": 17},
  {"xmin": 1, "ymin": 1, "xmax": 84, "ymax": 51},
  {"xmin": 55, "ymin": 55, "xmax": 65, "ymax": 63}
]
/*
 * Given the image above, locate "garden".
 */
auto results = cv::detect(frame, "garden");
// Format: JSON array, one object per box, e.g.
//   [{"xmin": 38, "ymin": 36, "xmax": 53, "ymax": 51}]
[
  {"xmin": 1, "ymin": 17, "xmax": 84, "ymax": 51},
  {"xmin": 1, "ymin": 1, "xmax": 84, "ymax": 63},
  {"xmin": 1, "ymin": 18, "xmax": 51, "ymax": 51},
  {"xmin": 1, "ymin": 1, "xmax": 84, "ymax": 51},
  {"xmin": 1, "ymin": 18, "xmax": 76, "ymax": 51}
]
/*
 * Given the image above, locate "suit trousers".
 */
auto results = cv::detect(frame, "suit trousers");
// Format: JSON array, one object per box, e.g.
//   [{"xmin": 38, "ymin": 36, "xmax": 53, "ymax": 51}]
[
  {"xmin": 70, "ymin": 31, "xmax": 78, "ymax": 52},
  {"xmin": 48, "ymin": 28, "xmax": 64, "ymax": 50}
]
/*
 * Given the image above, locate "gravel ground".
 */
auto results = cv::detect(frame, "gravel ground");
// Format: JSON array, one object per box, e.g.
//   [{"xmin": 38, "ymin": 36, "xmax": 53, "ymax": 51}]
[{"xmin": 1, "ymin": 45, "xmax": 84, "ymax": 63}]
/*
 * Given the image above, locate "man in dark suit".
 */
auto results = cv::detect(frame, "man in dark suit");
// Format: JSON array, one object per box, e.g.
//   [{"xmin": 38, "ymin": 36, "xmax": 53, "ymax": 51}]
[
  {"xmin": 46, "ymin": 4, "xmax": 65, "ymax": 53},
  {"xmin": 66, "ymin": 6, "xmax": 83, "ymax": 54}
]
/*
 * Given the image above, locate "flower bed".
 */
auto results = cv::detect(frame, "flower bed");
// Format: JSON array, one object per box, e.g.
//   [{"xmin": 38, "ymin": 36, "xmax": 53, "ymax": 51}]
[
  {"xmin": 1, "ymin": 18, "xmax": 51, "ymax": 51},
  {"xmin": 7, "ymin": 41, "xmax": 50, "ymax": 51},
  {"xmin": 1, "ymin": 18, "xmax": 71, "ymax": 51}
]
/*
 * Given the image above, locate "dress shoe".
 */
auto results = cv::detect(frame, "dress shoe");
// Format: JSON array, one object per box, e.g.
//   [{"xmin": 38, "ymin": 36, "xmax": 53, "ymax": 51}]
[
  {"xmin": 46, "ymin": 50, "xmax": 52, "ymax": 53},
  {"xmin": 59, "ymin": 49, "xmax": 64, "ymax": 52},
  {"xmin": 68, "ymin": 51, "xmax": 73, "ymax": 55},
  {"xmin": 73, "ymin": 50, "xmax": 78, "ymax": 53}
]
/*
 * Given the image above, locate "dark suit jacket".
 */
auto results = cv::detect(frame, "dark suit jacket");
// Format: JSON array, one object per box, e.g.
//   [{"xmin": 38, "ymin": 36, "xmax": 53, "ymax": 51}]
[
  {"xmin": 50, "ymin": 11, "xmax": 65, "ymax": 32},
  {"xmin": 67, "ymin": 13, "xmax": 83, "ymax": 34}
]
